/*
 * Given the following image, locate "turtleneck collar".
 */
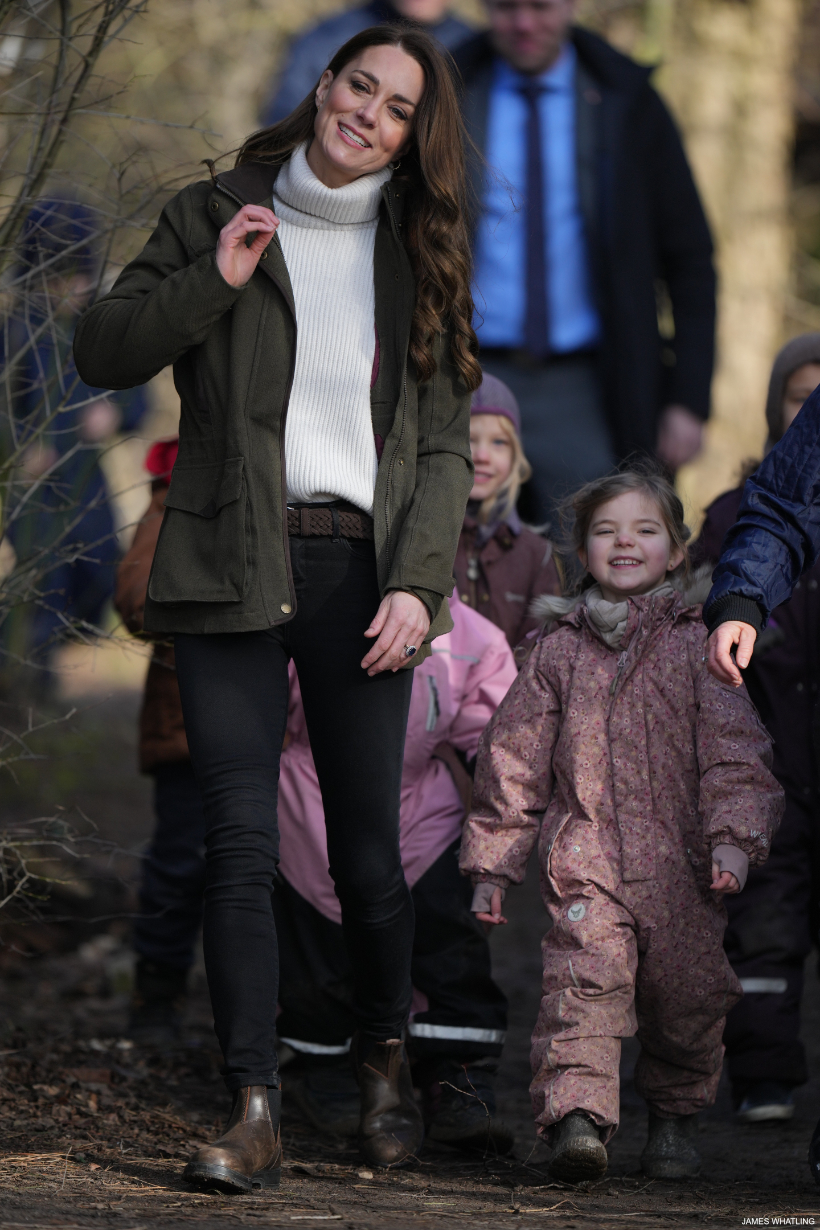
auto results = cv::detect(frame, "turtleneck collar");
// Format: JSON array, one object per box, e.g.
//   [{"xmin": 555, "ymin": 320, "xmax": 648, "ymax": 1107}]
[
  {"xmin": 585, "ymin": 580, "xmax": 675, "ymax": 649},
  {"xmin": 273, "ymin": 141, "xmax": 392, "ymax": 230}
]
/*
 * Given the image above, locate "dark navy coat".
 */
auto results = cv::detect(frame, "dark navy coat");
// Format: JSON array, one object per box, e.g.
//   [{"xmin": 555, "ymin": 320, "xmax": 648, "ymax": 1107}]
[{"xmin": 704, "ymin": 382, "xmax": 820, "ymax": 632}]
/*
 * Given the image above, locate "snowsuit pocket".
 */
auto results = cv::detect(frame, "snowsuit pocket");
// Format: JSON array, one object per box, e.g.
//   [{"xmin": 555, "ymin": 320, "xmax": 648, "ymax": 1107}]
[{"xmin": 148, "ymin": 457, "xmax": 247, "ymax": 604}]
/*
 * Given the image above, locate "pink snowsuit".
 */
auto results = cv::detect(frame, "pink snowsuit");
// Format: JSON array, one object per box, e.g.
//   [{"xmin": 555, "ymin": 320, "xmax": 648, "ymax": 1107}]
[
  {"xmin": 459, "ymin": 589, "xmax": 784, "ymax": 1140},
  {"xmin": 277, "ymin": 596, "xmax": 517, "ymax": 926}
]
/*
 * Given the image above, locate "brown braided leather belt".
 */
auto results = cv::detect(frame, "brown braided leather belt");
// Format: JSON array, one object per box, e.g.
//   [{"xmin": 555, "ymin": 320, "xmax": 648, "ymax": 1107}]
[{"xmin": 287, "ymin": 503, "xmax": 375, "ymax": 540}]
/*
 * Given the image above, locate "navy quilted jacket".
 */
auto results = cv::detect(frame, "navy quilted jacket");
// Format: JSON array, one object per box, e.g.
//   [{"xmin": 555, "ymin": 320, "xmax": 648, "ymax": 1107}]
[{"xmin": 704, "ymin": 382, "xmax": 820, "ymax": 632}]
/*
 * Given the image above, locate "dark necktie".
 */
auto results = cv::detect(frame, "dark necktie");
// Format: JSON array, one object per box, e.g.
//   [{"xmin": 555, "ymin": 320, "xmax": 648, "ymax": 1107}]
[{"xmin": 519, "ymin": 82, "xmax": 550, "ymax": 359}]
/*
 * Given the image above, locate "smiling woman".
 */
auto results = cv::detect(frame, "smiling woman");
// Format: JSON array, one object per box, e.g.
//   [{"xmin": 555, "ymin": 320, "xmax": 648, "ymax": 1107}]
[{"xmin": 73, "ymin": 21, "xmax": 479, "ymax": 1199}]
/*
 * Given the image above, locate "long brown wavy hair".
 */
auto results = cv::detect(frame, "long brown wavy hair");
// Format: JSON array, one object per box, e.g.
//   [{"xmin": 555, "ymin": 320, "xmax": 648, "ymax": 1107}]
[{"xmin": 236, "ymin": 24, "xmax": 481, "ymax": 392}]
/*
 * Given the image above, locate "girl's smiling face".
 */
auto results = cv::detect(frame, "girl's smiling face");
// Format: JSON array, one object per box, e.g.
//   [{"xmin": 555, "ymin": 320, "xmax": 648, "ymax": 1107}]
[
  {"xmin": 579, "ymin": 490, "xmax": 684, "ymax": 602},
  {"xmin": 469, "ymin": 414, "xmax": 514, "ymax": 502}
]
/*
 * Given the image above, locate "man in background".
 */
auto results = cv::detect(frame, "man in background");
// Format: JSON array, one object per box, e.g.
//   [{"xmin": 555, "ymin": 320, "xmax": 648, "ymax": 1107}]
[
  {"xmin": 263, "ymin": 0, "xmax": 472, "ymax": 124},
  {"xmin": 455, "ymin": 0, "xmax": 716, "ymax": 520}
]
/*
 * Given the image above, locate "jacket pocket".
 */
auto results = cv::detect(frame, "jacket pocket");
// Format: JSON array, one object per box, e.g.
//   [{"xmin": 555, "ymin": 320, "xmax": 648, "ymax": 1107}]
[{"xmin": 148, "ymin": 457, "xmax": 247, "ymax": 604}]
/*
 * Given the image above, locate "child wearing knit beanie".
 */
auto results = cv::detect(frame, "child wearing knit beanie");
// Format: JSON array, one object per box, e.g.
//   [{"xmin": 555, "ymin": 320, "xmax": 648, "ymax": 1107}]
[{"xmin": 453, "ymin": 372, "xmax": 562, "ymax": 651}]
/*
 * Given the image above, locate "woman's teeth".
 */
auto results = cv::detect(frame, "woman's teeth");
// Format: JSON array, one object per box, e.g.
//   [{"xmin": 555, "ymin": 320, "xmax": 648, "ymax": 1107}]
[
  {"xmin": 340, "ymin": 124, "xmax": 368, "ymax": 148},
  {"xmin": 611, "ymin": 559, "xmax": 641, "ymax": 567}
]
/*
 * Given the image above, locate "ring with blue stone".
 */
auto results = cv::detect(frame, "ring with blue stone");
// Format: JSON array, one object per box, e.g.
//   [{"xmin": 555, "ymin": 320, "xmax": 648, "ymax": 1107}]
[{"xmin": 404, "ymin": 644, "xmax": 417, "ymax": 658}]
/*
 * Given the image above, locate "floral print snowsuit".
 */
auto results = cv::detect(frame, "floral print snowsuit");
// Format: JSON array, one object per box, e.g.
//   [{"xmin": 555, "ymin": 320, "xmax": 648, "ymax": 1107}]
[{"xmin": 460, "ymin": 590, "xmax": 784, "ymax": 1140}]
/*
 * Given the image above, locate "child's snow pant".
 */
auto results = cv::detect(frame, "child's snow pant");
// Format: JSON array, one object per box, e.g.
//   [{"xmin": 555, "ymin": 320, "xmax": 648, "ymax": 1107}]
[{"xmin": 530, "ymin": 814, "xmax": 742, "ymax": 1143}]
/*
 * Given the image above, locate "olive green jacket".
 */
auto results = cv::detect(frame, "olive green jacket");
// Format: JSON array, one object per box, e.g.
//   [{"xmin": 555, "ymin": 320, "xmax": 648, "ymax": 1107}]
[{"xmin": 73, "ymin": 160, "xmax": 474, "ymax": 663}]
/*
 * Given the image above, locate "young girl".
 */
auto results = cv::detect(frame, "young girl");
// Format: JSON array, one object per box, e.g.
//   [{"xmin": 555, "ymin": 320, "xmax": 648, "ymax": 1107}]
[
  {"xmin": 454, "ymin": 374, "xmax": 561, "ymax": 650},
  {"xmin": 459, "ymin": 467, "xmax": 784, "ymax": 1182}
]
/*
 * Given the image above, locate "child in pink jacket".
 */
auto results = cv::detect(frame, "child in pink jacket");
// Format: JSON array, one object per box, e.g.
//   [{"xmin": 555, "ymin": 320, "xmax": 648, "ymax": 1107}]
[
  {"xmin": 460, "ymin": 465, "xmax": 784, "ymax": 1183},
  {"xmin": 275, "ymin": 595, "xmax": 518, "ymax": 1154}
]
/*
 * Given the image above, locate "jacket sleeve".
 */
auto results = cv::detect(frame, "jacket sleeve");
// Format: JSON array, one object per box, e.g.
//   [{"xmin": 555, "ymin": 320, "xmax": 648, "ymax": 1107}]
[
  {"xmin": 73, "ymin": 186, "xmax": 244, "ymax": 390},
  {"xmin": 114, "ymin": 486, "xmax": 167, "ymax": 635},
  {"xmin": 704, "ymin": 385, "xmax": 820, "ymax": 631},
  {"xmin": 646, "ymin": 87, "xmax": 716, "ymax": 419},
  {"xmin": 459, "ymin": 642, "xmax": 561, "ymax": 889},
  {"xmin": 692, "ymin": 633, "xmax": 784, "ymax": 865},
  {"xmin": 446, "ymin": 630, "xmax": 518, "ymax": 762},
  {"xmin": 385, "ymin": 330, "xmax": 474, "ymax": 614}
]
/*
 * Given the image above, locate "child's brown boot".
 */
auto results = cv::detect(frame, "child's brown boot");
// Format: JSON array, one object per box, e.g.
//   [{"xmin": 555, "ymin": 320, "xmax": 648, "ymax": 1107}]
[
  {"xmin": 640, "ymin": 1111, "xmax": 701, "ymax": 1178},
  {"xmin": 549, "ymin": 1111, "xmax": 608, "ymax": 1183}
]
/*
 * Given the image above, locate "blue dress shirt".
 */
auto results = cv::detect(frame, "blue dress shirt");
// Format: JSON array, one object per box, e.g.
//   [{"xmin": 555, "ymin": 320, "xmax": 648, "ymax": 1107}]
[{"xmin": 472, "ymin": 47, "xmax": 601, "ymax": 353}]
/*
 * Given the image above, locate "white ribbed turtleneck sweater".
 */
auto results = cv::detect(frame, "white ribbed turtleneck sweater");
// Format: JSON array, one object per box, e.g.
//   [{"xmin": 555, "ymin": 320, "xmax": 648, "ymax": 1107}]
[{"xmin": 274, "ymin": 142, "xmax": 392, "ymax": 515}]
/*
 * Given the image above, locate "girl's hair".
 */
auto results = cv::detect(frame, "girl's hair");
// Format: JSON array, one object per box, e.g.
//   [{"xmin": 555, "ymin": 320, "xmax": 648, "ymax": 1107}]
[
  {"xmin": 474, "ymin": 414, "xmax": 532, "ymax": 525},
  {"xmin": 236, "ymin": 24, "xmax": 481, "ymax": 393},
  {"xmin": 560, "ymin": 462, "xmax": 691, "ymax": 591}
]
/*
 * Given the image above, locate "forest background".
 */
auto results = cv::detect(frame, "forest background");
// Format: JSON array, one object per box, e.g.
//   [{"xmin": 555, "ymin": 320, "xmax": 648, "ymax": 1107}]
[{"xmin": 2, "ymin": 0, "xmax": 820, "ymax": 672}]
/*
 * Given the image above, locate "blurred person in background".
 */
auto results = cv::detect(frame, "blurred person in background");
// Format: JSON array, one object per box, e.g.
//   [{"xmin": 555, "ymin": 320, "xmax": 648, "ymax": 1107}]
[
  {"xmin": 693, "ymin": 335, "xmax": 820, "ymax": 1126},
  {"xmin": 2, "ymin": 199, "xmax": 147, "ymax": 691},
  {"xmin": 454, "ymin": 371, "xmax": 562, "ymax": 648},
  {"xmin": 263, "ymin": 0, "xmax": 472, "ymax": 124},
  {"xmin": 275, "ymin": 599, "xmax": 516, "ymax": 1155},
  {"xmin": 454, "ymin": 0, "xmax": 716, "ymax": 521}
]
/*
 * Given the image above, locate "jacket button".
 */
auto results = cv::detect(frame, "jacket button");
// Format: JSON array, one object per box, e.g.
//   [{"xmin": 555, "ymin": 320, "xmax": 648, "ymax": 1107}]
[
  {"xmin": 399, "ymin": 458, "xmax": 404, "ymax": 465},
  {"xmin": 281, "ymin": 602, "xmax": 292, "ymax": 614},
  {"xmin": 395, "ymin": 273, "xmax": 400, "ymax": 281},
  {"xmin": 261, "ymin": 250, "xmax": 268, "ymax": 259},
  {"xmin": 210, "ymin": 201, "xmax": 219, "ymax": 211}
]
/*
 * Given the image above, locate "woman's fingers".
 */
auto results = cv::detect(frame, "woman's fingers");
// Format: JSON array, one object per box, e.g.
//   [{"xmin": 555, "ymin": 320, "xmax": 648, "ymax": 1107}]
[
  {"xmin": 215, "ymin": 205, "xmax": 280, "ymax": 288},
  {"xmin": 361, "ymin": 591, "xmax": 430, "ymax": 674},
  {"xmin": 710, "ymin": 866, "xmax": 740, "ymax": 895},
  {"xmin": 476, "ymin": 911, "xmax": 508, "ymax": 931},
  {"xmin": 706, "ymin": 621, "xmax": 756, "ymax": 687}
]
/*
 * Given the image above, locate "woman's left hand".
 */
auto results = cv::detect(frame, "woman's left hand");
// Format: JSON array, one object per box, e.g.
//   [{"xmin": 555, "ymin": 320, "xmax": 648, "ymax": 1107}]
[{"xmin": 362, "ymin": 591, "xmax": 430, "ymax": 676}]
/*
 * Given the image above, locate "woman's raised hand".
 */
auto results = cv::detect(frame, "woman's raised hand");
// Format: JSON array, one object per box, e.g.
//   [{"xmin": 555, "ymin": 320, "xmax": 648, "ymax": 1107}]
[
  {"xmin": 215, "ymin": 205, "xmax": 279, "ymax": 289},
  {"xmin": 362, "ymin": 590, "xmax": 430, "ymax": 676}
]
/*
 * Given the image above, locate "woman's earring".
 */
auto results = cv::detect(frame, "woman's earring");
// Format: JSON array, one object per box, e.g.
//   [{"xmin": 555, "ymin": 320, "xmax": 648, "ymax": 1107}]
[{"xmin": 388, "ymin": 159, "xmax": 402, "ymax": 171}]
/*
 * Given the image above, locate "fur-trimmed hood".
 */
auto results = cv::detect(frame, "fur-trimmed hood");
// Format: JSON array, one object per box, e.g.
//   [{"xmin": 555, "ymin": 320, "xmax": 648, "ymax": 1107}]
[{"xmin": 529, "ymin": 564, "xmax": 714, "ymax": 632}]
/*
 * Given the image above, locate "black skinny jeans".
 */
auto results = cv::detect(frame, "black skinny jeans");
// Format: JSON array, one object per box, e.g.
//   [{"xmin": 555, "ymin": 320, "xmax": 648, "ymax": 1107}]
[{"xmin": 174, "ymin": 536, "xmax": 415, "ymax": 1091}]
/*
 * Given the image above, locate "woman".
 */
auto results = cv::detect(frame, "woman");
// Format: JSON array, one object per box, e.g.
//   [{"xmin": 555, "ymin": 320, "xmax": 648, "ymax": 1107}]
[{"xmin": 74, "ymin": 26, "xmax": 480, "ymax": 1191}]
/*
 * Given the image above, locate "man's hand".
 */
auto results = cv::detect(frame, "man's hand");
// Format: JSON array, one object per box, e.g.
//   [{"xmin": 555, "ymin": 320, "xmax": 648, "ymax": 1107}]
[
  {"xmin": 711, "ymin": 863, "xmax": 740, "ymax": 895},
  {"xmin": 706, "ymin": 621, "xmax": 757, "ymax": 686},
  {"xmin": 657, "ymin": 404, "xmax": 704, "ymax": 471},
  {"xmin": 216, "ymin": 204, "xmax": 279, "ymax": 289},
  {"xmin": 362, "ymin": 590, "xmax": 430, "ymax": 676},
  {"xmin": 475, "ymin": 887, "xmax": 508, "ymax": 932}
]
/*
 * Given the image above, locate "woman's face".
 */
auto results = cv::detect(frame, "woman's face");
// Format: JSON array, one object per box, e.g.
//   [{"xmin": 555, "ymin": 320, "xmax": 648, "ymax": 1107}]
[
  {"xmin": 782, "ymin": 362, "xmax": 820, "ymax": 434},
  {"xmin": 469, "ymin": 414, "xmax": 515, "ymax": 503},
  {"xmin": 308, "ymin": 45, "xmax": 425, "ymax": 189}
]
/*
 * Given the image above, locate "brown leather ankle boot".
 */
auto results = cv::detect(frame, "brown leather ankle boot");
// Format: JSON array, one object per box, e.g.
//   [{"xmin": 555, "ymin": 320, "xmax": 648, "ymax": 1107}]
[
  {"xmin": 183, "ymin": 1086, "xmax": 282, "ymax": 1193},
  {"xmin": 352, "ymin": 1033, "xmax": 423, "ymax": 1168}
]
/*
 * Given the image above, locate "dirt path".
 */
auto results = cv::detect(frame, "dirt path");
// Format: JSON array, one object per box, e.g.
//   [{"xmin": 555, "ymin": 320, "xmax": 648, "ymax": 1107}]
[{"xmin": 2, "ymin": 692, "xmax": 820, "ymax": 1227}]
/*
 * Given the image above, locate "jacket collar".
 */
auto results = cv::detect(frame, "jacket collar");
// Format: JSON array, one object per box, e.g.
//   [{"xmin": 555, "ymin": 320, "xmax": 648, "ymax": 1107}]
[{"xmin": 454, "ymin": 26, "xmax": 653, "ymax": 97}]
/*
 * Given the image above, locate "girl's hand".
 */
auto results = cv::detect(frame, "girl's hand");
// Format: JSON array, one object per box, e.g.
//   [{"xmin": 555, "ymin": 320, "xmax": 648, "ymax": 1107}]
[
  {"xmin": 707, "ymin": 621, "xmax": 757, "ymax": 687},
  {"xmin": 216, "ymin": 205, "xmax": 279, "ymax": 288},
  {"xmin": 711, "ymin": 863, "xmax": 740, "ymax": 895},
  {"xmin": 362, "ymin": 591, "xmax": 430, "ymax": 676},
  {"xmin": 475, "ymin": 887, "xmax": 508, "ymax": 932}
]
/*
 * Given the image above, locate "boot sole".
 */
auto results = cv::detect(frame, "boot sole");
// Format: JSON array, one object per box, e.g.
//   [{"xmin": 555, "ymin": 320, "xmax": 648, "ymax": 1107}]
[
  {"xmin": 738, "ymin": 1104, "xmax": 795, "ymax": 1123},
  {"xmin": 550, "ymin": 1144, "xmax": 608, "ymax": 1184},
  {"xmin": 182, "ymin": 1162, "xmax": 281, "ymax": 1193},
  {"xmin": 358, "ymin": 1130, "xmax": 423, "ymax": 1169}
]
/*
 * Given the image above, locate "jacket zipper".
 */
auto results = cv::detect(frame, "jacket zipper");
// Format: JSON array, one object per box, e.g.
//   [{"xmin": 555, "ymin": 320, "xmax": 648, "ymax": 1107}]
[
  {"xmin": 382, "ymin": 186, "xmax": 407, "ymax": 569},
  {"xmin": 215, "ymin": 181, "xmax": 298, "ymax": 622},
  {"xmin": 384, "ymin": 368, "xmax": 407, "ymax": 565}
]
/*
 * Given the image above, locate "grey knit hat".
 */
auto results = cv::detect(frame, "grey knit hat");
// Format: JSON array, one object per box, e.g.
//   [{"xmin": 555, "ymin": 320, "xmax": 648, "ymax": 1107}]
[
  {"xmin": 470, "ymin": 371, "xmax": 521, "ymax": 436},
  {"xmin": 766, "ymin": 333, "xmax": 820, "ymax": 444}
]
